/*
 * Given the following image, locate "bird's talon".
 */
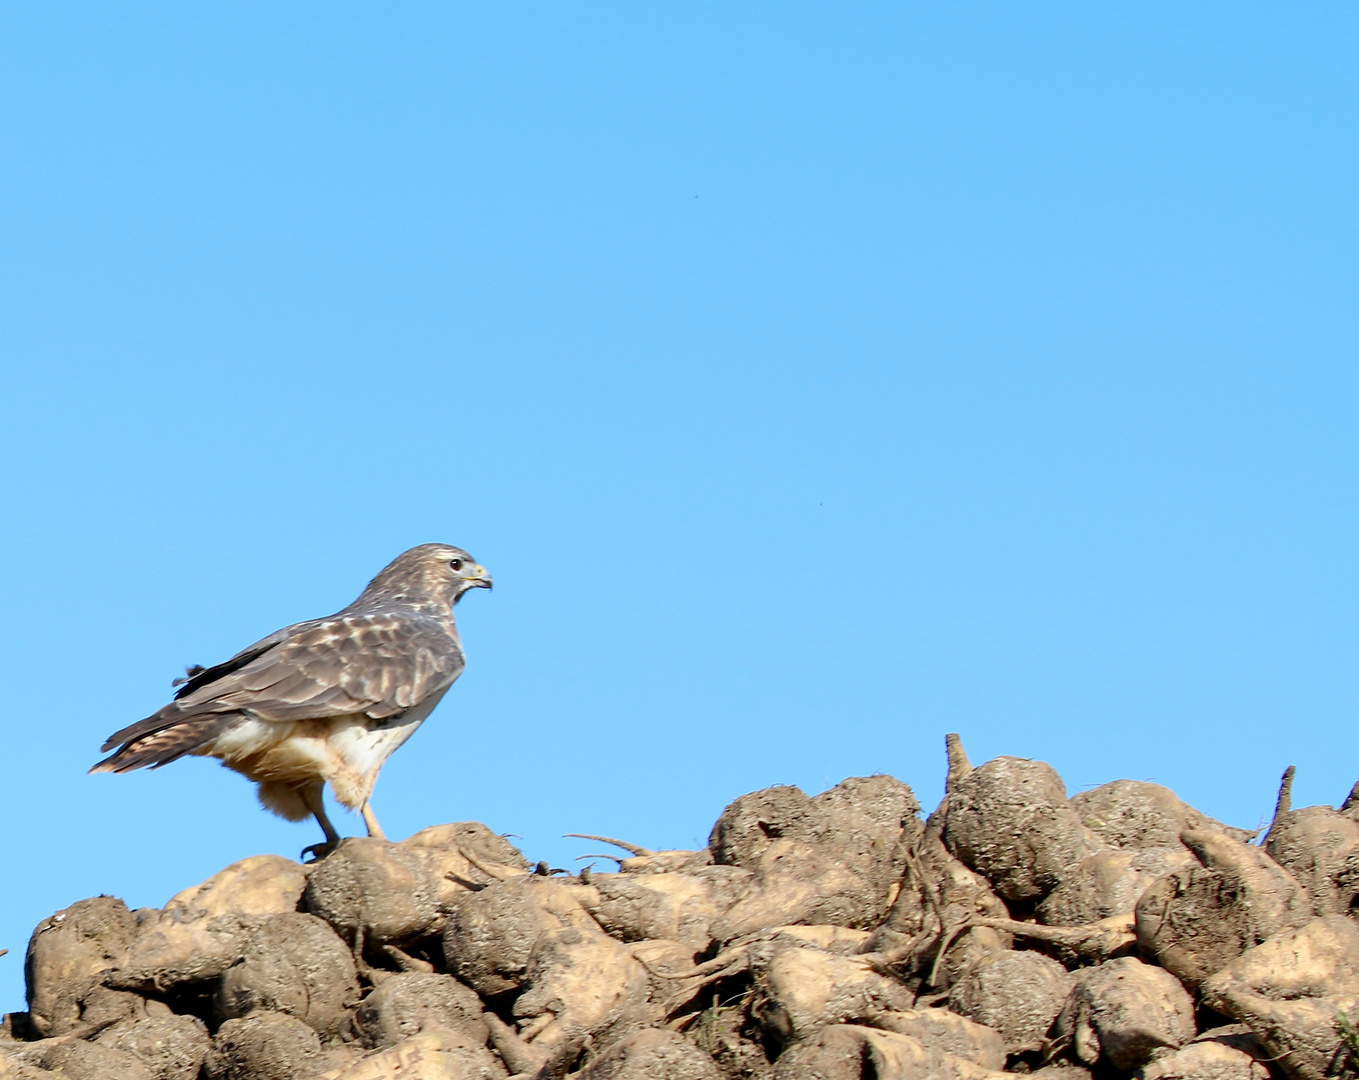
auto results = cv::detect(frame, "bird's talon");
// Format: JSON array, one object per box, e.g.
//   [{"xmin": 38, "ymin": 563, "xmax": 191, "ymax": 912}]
[{"xmin": 302, "ymin": 840, "xmax": 340, "ymax": 862}]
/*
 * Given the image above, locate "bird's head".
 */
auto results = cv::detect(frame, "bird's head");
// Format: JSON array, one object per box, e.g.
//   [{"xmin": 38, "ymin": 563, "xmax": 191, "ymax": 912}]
[
  {"xmin": 440, "ymin": 545, "xmax": 493, "ymax": 602},
  {"xmin": 358, "ymin": 543, "xmax": 493, "ymax": 612}
]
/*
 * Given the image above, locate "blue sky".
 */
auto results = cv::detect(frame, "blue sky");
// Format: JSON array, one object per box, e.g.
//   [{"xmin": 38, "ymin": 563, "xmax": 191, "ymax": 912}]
[{"xmin": 2, "ymin": 4, "xmax": 1357, "ymax": 1009}]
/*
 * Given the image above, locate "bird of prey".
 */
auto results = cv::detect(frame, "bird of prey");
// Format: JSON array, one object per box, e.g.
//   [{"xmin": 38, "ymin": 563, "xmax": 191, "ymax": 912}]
[{"xmin": 92, "ymin": 543, "xmax": 491, "ymax": 852}]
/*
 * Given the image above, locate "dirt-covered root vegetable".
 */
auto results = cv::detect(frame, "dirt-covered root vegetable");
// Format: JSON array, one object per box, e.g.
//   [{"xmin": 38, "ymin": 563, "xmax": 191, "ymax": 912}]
[
  {"xmin": 303, "ymin": 837, "xmax": 443, "ymax": 949},
  {"xmin": 771, "ymin": 1024, "xmax": 1007, "ymax": 1080},
  {"xmin": 880, "ymin": 833, "xmax": 1010, "ymax": 939},
  {"xmin": 166, "ymin": 855, "xmax": 309, "ymax": 919},
  {"xmin": 401, "ymin": 822, "xmax": 532, "ymax": 905},
  {"xmin": 441, "ymin": 877, "xmax": 603, "ymax": 998},
  {"xmin": 354, "ymin": 972, "xmax": 489, "ymax": 1049},
  {"xmin": 115, "ymin": 858, "xmax": 306, "ymax": 992},
  {"xmin": 29, "ymin": 1037, "xmax": 154, "ymax": 1080},
  {"xmin": 316, "ymin": 1029, "xmax": 508, "ymax": 1080},
  {"xmin": 115, "ymin": 855, "xmax": 310, "ymax": 992},
  {"xmin": 1071, "ymin": 780, "xmax": 1254, "ymax": 850},
  {"xmin": 24, "ymin": 895, "xmax": 140, "ymax": 1037},
  {"xmin": 1135, "ymin": 1041, "xmax": 1270, "ymax": 1080},
  {"xmin": 685, "ymin": 864, "xmax": 758, "ymax": 910},
  {"xmin": 1049, "ymin": 956, "xmax": 1195, "ymax": 1072},
  {"xmin": 705, "ymin": 779, "xmax": 919, "ymax": 944},
  {"xmin": 708, "ymin": 777, "xmax": 926, "ymax": 938},
  {"xmin": 771, "ymin": 1023, "xmax": 877, "ymax": 1080},
  {"xmin": 1036, "ymin": 847, "xmax": 1192, "ymax": 926},
  {"xmin": 812, "ymin": 775, "xmax": 924, "ymax": 886},
  {"xmin": 925, "ymin": 927, "xmax": 1013, "ymax": 994},
  {"xmin": 116, "ymin": 912, "xmax": 270, "ymax": 993},
  {"xmin": 205, "ymin": 1011, "xmax": 325, "ymax": 1080},
  {"xmin": 960, "ymin": 914, "xmax": 1135, "ymax": 967},
  {"xmin": 404, "ymin": 822, "xmax": 530, "ymax": 869},
  {"xmin": 766, "ymin": 925, "xmax": 873, "ymax": 955},
  {"xmin": 575, "ymin": 870, "xmax": 730, "ymax": 950},
  {"xmin": 1135, "ymin": 828, "xmax": 1314, "ymax": 989},
  {"xmin": 1264, "ymin": 803, "xmax": 1359, "ymax": 916},
  {"xmin": 1071, "ymin": 780, "xmax": 1192, "ymax": 848},
  {"xmin": 96, "ymin": 1013, "xmax": 212, "ymax": 1080},
  {"xmin": 747, "ymin": 940, "xmax": 914, "ymax": 1045},
  {"xmin": 0, "ymin": 1047, "xmax": 49, "ymax": 1080},
  {"xmin": 941, "ymin": 756, "xmax": 1099, "ymax": 904},
  {"xmin": 46, "ymin": 984, "xmax": 150, "ymax": 1042},
  {"xmin": 709, "ymin": 785, "xmax": 819, "ymax": 868},
  {"xmin": 709, "ymin": 839, "xmax": 882, "ymax": 941},
  {"xmin": 651, "ymin": 924, "xmax": 873, "ymax": 993},
  {"xmin": 708, "ymin": 776, "xmax": 921, "ymax": 906},
  {"xmin": 626, "ymin": 938, "xmax": 705, "ymax": 1015},
  {"xmin": 215, "ymin": 912, "xmax": 360, "ymax": 1037},
  {"xmin": 575, "ymin": 1027, "xmax": 724, "ymax": 1080},
  {"xmin": 1192, "ymin": 1024, "xmax": 1272, "ymax": 1061},
  {"xmin": 866, "ymin": 833, "xmax": 1012, "ymax": 992},
  {"xmin": 1199, "ymin": 915, "xmax": 1359, "ymax": 1080},
  {"xmin": 869, "ymin": 1008, "xmax": 1006, "ymax": 1071},
  {"xmin": 441, "ymin": 875, "xmax": 654, "ymax": 1069},
  {"xmin": 646, "ymin": 924, "xmax": 875, "ymax": 999},
  {"xmin": 510, "ymin": 920, "xmax": 654, "ymax": 1068},
  {"xmin": 947, "ymin": 950, "xmax": 1072, "ymax": 1054}
]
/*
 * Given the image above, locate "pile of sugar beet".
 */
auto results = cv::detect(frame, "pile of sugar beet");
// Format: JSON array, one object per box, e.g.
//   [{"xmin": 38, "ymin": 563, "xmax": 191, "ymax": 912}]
[{"xmin": 5, "ymin": 737, "xmax": 1359, "ymax": 1080}]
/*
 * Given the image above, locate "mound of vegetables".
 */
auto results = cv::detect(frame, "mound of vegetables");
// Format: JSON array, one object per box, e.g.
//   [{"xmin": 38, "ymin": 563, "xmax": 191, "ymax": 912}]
[{"xmin": 4, "ymin": 737, "xmax": 1358, "ymax": 1080}]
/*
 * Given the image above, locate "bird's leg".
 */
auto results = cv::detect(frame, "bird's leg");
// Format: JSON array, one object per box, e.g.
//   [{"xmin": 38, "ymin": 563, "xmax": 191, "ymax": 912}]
[
  {"xmin": 300, "ymin": 782, "xmax": 342, "ymax": 861},
  {"xmin": 361, "ymin": 802, "xmax": 386, "ymax": 840},
  {"xmin": 304, "ymin": 782, "xmax": 342, "ymax": 843}
]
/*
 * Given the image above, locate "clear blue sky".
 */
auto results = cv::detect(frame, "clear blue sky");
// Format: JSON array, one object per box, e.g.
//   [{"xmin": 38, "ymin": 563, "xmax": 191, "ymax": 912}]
[{"xmin": 2, "ymin": 3, "xmax": 1357, "ymax": 1009}]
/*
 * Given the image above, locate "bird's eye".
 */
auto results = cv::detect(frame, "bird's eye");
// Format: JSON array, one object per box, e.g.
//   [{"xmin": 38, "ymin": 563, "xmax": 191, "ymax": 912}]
[{"xmin": 449, "ymin": 559, "xmax": 464, "ymax": 571}]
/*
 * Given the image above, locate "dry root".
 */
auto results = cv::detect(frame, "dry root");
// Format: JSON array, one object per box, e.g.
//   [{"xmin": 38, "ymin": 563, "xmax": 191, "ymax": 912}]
[{"xmin": 564, "ymin": 834, "xmax": 655, "ymax": 857}]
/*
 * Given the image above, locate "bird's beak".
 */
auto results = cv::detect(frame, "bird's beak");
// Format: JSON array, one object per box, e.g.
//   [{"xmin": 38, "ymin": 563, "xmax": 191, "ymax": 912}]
[{"xmin": 469, "ymin": 565, "xmax": 493, "ymax": 590}]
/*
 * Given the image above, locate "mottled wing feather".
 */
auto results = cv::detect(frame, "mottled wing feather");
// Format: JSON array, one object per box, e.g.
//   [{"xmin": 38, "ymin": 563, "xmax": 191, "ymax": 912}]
[
  {"xmin": 171, "ymin": 623, "xmax": 306, "ymax": 701},
  {"xmin": 96, "ymin": 612, "xmax": 463, "ymax": 769},
  {"xmin": 183, "ymin": 613, "xmax": 462, "ymax": 721}
]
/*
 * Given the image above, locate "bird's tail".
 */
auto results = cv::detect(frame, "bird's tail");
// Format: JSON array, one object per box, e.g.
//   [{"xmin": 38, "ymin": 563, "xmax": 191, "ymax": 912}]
[{"xmin": 90, "ymin": 715, "xmax": 236, "ymax": 774}]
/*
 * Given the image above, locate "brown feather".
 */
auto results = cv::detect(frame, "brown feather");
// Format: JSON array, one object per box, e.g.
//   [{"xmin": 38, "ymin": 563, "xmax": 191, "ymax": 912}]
[{"xmin": 91, "ymin": 715, "xmax": 239, "ymax": 773}]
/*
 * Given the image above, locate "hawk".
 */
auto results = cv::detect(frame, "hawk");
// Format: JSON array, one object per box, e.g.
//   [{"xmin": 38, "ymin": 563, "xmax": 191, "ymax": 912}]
[{"xmin": 92, "ymin": 543, "xmax": 491, "ymax": 852}]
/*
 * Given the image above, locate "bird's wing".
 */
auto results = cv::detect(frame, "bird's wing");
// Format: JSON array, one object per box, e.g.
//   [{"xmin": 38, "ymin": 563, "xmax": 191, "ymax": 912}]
[
  {"xmin": 98, "ymin": 613, "xmax": 463, "ymax": 755},
  {"xmin": 202, "ymin": 612, "xmax": 463, "ymax": 720},
  {"xmin": 169, "ymin": 622, "xmax": 304, "ymax": 701}
]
